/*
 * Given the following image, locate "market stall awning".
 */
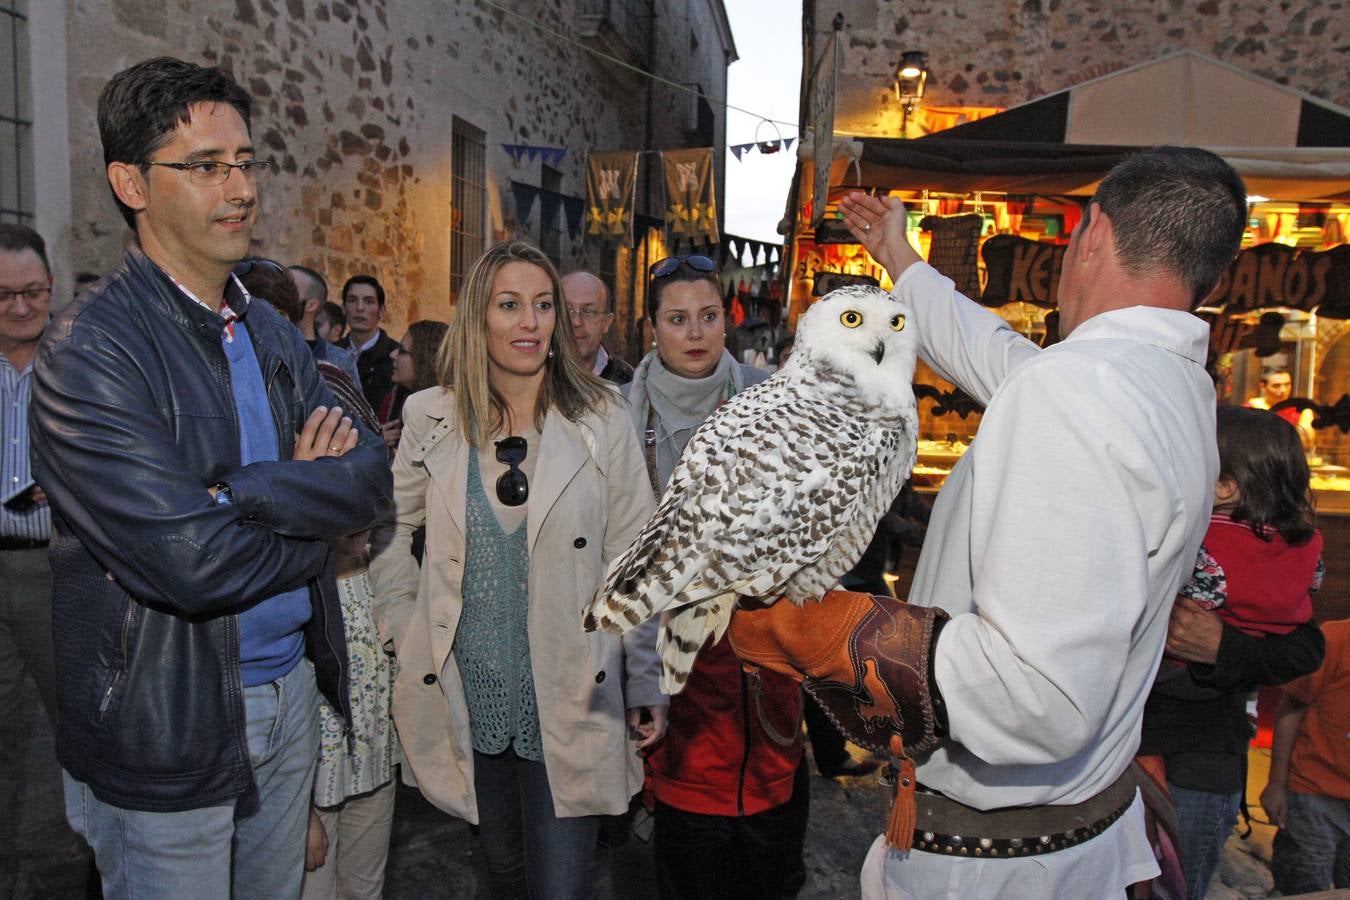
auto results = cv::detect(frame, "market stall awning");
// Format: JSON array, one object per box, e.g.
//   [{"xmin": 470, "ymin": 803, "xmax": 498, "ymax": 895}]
[{"xmin": 858, "ymin": 51, "xmax": 1350, "ymax": 200}]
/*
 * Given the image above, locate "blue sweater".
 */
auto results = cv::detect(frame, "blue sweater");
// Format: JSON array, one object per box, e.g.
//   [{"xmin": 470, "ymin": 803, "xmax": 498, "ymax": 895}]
[{"xmin": 226, "ymin": 319, "xmax": 310, "ymax": 686}]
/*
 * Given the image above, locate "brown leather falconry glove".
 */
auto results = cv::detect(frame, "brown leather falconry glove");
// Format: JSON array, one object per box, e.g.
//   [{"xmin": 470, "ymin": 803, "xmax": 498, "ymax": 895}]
[{"xmin": 727, "ymin": 589, "xmax": 949, "ymax": 850}]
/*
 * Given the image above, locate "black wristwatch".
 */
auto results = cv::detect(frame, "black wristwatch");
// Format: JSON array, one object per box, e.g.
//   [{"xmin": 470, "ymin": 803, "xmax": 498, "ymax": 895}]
[{"xmin": 212, "ymin": 482, "xmax": 234, "ymax": 506}]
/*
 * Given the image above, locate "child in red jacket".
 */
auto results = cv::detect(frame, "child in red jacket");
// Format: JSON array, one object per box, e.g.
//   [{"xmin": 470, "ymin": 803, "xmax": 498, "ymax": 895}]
[
  {"xmin": 1174, "ymin": 405, "xmax": 1322, "ymax": 637},
  {"xmin": 1146, "ymin": 405, "xmax": 1324, "ymax": 899}
]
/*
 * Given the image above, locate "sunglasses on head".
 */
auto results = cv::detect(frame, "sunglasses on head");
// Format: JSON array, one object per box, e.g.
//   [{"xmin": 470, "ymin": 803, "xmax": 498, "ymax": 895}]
[
  {"xmin": 649, "ymin": 255, "xmax": 717, "ymax": 279},
  {"xmin": 495, "ymin": 436, "xmax": 529, "ymax": 507}
]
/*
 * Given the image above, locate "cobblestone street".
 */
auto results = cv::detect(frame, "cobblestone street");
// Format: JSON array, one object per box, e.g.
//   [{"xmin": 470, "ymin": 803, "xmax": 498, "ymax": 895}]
[{"xmin": 11, "ymin": 670, "xmax": 1304, "ymax": 900}]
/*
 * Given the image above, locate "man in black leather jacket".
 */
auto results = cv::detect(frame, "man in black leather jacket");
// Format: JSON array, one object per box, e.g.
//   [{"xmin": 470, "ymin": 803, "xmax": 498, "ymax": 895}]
[{"xmin": 28, "ymin": 58, "xmax": 392, "ymax": 899}]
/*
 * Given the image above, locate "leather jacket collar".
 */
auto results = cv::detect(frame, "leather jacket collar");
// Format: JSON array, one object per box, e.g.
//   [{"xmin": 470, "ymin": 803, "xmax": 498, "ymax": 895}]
[{"xmin": 122, "ymin": 244, "xmax": 254, "ymax": 340}]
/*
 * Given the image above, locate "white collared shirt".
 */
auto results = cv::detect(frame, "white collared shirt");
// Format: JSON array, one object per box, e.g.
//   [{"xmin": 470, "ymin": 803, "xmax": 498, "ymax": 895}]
[
  {"xmin": 0, "ymin": 352, "xmax": 49, "ymax": 540},
  {"xmin": 592, "ymin": 345, "xmax": 610, "ymax": 377},
  {"xmin": 357, "ymin": 329, "xmax": 384, "ymax": 355},
  {"xmin": 866, "ymin": 263, "xmax": 1218, "ymax": 896},
  {"xmin": 168, "ymin": 273, "xmax": 250, "ymax": 342}
]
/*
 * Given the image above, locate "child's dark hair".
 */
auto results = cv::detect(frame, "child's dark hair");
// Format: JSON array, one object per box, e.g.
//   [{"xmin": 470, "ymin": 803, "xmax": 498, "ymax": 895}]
[
  {"xmin": 1216, "ymin": 405, "xmax": 1315, "ymax": 545},
  {"xmin": 236, "ymin": 258, "xmax": 301, "ymax": 323}
]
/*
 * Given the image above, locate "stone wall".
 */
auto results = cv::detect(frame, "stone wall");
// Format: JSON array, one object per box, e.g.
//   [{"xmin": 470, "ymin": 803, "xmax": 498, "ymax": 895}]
[
  {"xmin": 814, "ymin": 0, "xmax": 1349, "ymax": 136},
  {"xmin": 56, "ymin": 0, "xmax": 732, "ymax": 344}
]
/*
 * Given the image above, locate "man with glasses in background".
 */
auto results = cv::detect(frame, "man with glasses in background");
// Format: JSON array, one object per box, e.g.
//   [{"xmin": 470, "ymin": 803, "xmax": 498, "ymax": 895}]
[
  {"xmin": 561, "ymin": 270, "xmax": 633, "ymax": 385},
  {"xmin": 29, "ymin": 57, "xmax": 391, "ymax": 898},
  {"xmin": 0, "ymin": 223, "xmax": 86, "ymax": 897}
]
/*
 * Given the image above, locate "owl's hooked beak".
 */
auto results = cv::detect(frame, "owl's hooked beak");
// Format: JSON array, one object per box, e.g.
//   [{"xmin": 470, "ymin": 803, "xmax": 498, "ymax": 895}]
[{"xmin": 870, "ymin": 340, "xmax": 885, "ymax": 365}]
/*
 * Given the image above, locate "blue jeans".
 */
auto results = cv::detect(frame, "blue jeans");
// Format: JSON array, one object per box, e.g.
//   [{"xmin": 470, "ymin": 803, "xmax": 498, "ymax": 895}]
[
  {"xmin": 65, "ymin": 659, "xmax": 319, "ymax": 900},
  {"xmin": 1169, "ymin": 783, "xmax": 1241, "ymax": 900},
  {"xmin": 471, "ymin": 748, "xmax": 601, "ymax": 900},
  {"xmin": 1271, "ymin": 792, "xmax": 1350, "ymax": 895}
]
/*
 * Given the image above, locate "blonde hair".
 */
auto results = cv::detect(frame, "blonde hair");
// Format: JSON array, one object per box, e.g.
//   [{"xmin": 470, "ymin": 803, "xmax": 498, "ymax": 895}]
[{"xmin": 436, "ymin": 241, "xmax": 615, "ymax": 443}]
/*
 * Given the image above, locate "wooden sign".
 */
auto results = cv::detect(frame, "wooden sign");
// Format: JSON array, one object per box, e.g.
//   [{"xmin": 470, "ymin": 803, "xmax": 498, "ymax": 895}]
[
  {"xmin": 1197, "ymin": 309, "xmax": 1287, "ymax": 358},
  {"xmin": 813, "ymin": 271, "xmax": 880, "ymax": 296},
  {"xmin": 813, "ymin": 217, "xmax": 857, "ymax": 245},
  {"xmin": 920, "ymin": 214, "xmax": 983, "ymax": 299},
  {"xmin": 978, "ymin": 235, "xmax": 1066, "ymax": 307},
  {"xmin": 1204, "ymin": 243, "xmax": 1350, "ymax": 318},
  {"xmin": 981, "ymin": 237, "xmax": 1350, "ymax": 318}
]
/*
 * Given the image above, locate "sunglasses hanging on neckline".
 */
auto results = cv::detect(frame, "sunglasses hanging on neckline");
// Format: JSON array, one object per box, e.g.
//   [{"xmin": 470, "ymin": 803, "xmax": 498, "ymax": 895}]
[{"xmin": 494, "ymin": 436, "xmax": 529, "ymax": 507}]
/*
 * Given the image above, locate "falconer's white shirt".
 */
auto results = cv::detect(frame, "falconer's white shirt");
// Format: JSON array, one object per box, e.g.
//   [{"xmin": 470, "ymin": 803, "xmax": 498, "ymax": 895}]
[{"xmin": 862, "ymin": 263, "xmax": 1218, "ymax": 899}]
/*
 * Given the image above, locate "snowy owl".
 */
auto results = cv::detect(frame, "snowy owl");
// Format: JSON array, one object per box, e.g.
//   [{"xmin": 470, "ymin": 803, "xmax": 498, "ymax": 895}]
[{"xmin": 583, "ymin": 284, "xmax": 920, "ymax": 693}]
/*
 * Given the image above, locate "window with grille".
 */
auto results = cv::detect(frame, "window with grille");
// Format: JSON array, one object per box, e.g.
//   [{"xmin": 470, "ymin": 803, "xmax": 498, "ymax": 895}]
[
  {"xmin": 450, "ymin": 117, "xmax": 486, "ymax": 302},
  {"xmin": 0, "ymin": 0, "xmax": 33, "ymax": 226},
  {"xmin": 540, "ymin": 164, "xmax": 562, "ymax": 268}
]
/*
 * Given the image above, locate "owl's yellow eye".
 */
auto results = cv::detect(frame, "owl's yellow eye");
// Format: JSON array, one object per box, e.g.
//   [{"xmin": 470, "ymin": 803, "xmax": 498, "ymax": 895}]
[
  {"xmin": 890, "ymin": 314, "xmax": 906, "ymax": 331},
  {"xmin": 839, "ymin": 310, "xmax": 863, "ymax": 328}
]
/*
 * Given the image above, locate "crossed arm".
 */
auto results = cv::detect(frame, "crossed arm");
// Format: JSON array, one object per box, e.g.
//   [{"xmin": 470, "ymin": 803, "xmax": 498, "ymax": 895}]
[{"xmin": 30, "ymin": 323, "xmax": 391, "ymax": 616}]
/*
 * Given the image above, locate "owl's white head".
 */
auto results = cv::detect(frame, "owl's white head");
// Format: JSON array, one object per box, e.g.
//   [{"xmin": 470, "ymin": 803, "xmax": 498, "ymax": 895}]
[{"xmin": 785, "ymin": 284, "xmax": 917, "ymax": 413}]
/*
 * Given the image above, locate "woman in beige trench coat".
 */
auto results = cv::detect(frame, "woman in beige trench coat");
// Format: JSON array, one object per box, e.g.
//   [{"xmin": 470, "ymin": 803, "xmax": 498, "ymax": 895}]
[{"xmin": 368, "ymin": 242, "xmax": 665, "ymax": 899}]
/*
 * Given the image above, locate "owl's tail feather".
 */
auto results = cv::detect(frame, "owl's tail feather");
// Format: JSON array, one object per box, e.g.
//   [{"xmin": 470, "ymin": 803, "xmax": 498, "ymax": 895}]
[
  {"xmin": 582, "ymin": 591, "xmax": 646, "ymax": 634},
  {"xmin": 657, "ymin": 593, "xmax": 737, "ymax": 694}
]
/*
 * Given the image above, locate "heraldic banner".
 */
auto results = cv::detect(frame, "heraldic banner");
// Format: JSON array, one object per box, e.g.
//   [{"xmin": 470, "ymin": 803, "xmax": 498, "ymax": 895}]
[
  {"xmin": 586, "ymin": 151, "xmax": 638, "ymax": 246},
  {"xmin": 661, "ymin": 147, "xmax": 719, "ymax": 251}
]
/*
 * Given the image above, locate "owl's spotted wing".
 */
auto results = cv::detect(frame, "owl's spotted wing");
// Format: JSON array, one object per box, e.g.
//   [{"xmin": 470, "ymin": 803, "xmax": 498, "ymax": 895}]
[{"xmin": 585, "ymin": 377, "xmax": 894, "ymax": 638}]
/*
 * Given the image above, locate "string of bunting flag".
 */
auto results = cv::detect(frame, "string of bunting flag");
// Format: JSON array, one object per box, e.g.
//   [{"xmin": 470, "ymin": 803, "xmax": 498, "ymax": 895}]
[
  {"xmin": 731, "ymin": 118, "xmax": 798, "ymax": 161},
  {"xmin": 502, "ymin": 144, "xmax": 567, "ymax": 166},
  {"xmin": 729, "ymin": 136, "xmax": 796, "ymax": 161},
  {"xmin": 509, "ymin": 180, "xmax": 588, "ymax": 240},
  {"xmin": 721, "ymin": 236, "xmax": 782, "ymax": 270}
]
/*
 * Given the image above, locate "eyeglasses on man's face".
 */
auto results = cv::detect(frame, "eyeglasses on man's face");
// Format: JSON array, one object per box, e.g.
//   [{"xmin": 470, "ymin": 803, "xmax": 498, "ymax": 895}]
[
  {"xmin": 649, "ymin": 255, "xmax": 717, "ymax": 279},
  {"xmin": 0, "ymin": 286, "xmax": 52, "ymax": 305},
  {"xmin": 495, "ymin": 436, "xmax": 529, "ymax": 507},
  {"xmin": 143, "ymin": 158, "xmax": 276, "ymax": 187},
  {"xmin": 566, "ymin": 306, "xmax": 610, "ymax": 322}
]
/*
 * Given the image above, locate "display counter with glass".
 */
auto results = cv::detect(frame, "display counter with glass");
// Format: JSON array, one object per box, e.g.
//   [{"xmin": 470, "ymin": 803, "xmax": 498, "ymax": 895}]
[
  {"xmin": 914, "ymin": 438, "xmax": 1349, "ymax": 516},
  {"xmin": 1312, "ymin": 463, "xmax": 1350, "ymax": 515},
  {"xmin": 911, "ymin": 438, "xmax": 969, "ymax": 492}
]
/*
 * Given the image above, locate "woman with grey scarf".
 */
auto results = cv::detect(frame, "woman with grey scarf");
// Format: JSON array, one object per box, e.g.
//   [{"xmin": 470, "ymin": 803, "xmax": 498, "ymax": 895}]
[{"xmin": 625, "ymin": 254, "xmax": 809, "ymax": 899}]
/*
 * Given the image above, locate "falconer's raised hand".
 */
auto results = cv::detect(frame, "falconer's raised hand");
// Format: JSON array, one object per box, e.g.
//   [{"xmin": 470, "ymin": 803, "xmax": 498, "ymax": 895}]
[{"xmin": 839, "ymin": 192, "xmax": 923, "ymax": 279}]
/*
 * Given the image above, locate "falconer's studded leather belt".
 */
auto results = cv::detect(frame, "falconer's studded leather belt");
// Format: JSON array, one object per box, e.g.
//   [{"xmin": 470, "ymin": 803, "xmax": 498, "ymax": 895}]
[{"xmin": 893, "ymin": 765, "xmax": 1138, "ymax": 858}]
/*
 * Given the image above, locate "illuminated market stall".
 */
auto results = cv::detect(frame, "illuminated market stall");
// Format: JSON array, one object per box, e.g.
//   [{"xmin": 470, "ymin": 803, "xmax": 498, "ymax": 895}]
[{"xmin": 784, "ymin": 50, "xmax": 1350, "ymax": 613}]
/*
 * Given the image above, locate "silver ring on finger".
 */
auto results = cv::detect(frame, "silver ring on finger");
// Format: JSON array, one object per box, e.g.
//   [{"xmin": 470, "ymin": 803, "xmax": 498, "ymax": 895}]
[{"xmin": 863, "ymin": 223, "xmax": 872, "ymax": 232}]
